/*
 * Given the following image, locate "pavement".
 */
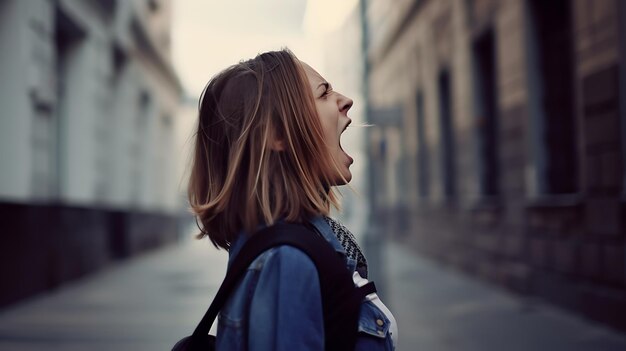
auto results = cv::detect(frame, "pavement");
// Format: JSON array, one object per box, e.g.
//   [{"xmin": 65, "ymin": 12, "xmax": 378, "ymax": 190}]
[{"xmin": 1, "ymin": 234, "xmax": 626, "ymax": 351}]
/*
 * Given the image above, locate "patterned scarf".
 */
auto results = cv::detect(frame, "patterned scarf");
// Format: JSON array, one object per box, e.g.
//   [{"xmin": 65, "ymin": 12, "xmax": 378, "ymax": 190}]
[{"xmin": 322, "ymin": 216, "xmax": 368, "ymax": 278}]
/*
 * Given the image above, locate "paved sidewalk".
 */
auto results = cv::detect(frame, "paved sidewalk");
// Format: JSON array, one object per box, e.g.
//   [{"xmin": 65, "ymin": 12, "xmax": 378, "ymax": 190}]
[
  {"xmin": 0, "ymin": 238, "xmax": 228, "ymax": 351},
  {"xmin": 381, "ymin": 241, "xmax": 626, "ymax": 351},
  {"xmin": 1, "ymin": 236, "xmax": 626, "ymax": 351}
]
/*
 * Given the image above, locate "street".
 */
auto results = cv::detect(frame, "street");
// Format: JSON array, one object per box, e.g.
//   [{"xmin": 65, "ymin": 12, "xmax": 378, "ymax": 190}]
[{"xmin": 0, "ymin": 235, "xmax": 625, "ymax": 351}]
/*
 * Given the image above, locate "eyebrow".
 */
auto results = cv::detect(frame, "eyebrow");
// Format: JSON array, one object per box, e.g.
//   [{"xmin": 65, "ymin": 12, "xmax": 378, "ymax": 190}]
[{"xmin": 317, "ymin": 82, "xmax": 329, "ymax": 91}]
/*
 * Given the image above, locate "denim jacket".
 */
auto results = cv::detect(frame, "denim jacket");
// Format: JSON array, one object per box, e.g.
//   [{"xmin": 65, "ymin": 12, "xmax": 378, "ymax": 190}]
[{"xmin": 215, "ymin": 215, "xmax": 395, "ymax": 351}]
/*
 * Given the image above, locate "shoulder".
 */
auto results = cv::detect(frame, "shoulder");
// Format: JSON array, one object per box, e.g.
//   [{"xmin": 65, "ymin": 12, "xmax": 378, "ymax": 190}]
[
  {"xmin": 258, "ymin": 245, "xmax": 319, "ymax": 277},
  {"xmin": 250, "ymin": 244, "xmax": 323, "ymax": 310}
]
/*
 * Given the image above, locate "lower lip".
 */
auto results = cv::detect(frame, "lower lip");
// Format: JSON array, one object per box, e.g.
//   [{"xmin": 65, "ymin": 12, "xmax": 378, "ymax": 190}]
[{"xmin": 343, "ymin": 150, "xmax": 353, "ymax": 164}]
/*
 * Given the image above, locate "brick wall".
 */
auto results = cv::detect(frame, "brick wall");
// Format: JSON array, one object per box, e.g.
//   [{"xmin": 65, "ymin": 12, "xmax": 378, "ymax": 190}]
[{"xmin": 367, "ymin": 0, "xmax": 626, "ymax": 331}]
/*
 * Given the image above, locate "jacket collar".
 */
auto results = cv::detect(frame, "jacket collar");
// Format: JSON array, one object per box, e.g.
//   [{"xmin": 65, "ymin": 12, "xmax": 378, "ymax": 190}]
[{"xmin": 307, "ymin": 215, "xmax": 346, "ymax": 254}]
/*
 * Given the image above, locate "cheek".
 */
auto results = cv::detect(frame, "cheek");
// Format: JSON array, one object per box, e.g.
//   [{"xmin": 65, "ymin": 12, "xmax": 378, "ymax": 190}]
[
  {"xmin": 321, "ymin": 121, "xmax": 335, "ymax": 145},
  {"xmin": 315, "ymin": 104, "xmax": 336, "ymax": 142}
]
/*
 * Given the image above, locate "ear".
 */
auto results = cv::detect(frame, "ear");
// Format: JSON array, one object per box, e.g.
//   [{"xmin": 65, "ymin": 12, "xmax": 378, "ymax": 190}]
[{"xmin": 270, "ymin": 139, "xmax": 285, "ymax": 151}]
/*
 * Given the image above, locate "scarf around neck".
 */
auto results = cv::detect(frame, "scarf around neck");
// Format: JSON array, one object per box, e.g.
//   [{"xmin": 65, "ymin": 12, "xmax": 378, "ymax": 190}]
[{"xmin": 322, "ymin": 216, "xmax": 368, "ymax": 278}]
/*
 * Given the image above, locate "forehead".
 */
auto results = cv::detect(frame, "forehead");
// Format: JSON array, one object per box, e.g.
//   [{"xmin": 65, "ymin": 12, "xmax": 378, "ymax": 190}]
[{"xmin": 300, "ymin": 61, "xmax": 326, "ymax": 87}]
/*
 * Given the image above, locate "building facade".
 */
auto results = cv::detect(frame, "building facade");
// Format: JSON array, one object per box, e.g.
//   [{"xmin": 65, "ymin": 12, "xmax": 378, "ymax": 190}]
[
  {"xmin": 0, "ymin": 0, "xmax": 182, "ymax": 307},
  {"xmin": 362, "ymin": 0, "xmax": 626, "ymax": 330}
]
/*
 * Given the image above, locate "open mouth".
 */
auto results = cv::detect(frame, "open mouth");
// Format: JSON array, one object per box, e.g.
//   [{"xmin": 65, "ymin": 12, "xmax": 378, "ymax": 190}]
[{"xmin": 339, "ymin": 123, "xmax": 353, "ymax": 164}]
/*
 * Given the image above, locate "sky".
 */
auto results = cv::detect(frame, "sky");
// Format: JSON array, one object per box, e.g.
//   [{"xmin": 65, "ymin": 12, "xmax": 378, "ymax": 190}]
[
  {"xmin": 170, "ymin": 0, "xmax": 367, "ymax": 232},
  {"xmin": 171, "ymin": 0, "xmax": 358, "ymax": 97}
]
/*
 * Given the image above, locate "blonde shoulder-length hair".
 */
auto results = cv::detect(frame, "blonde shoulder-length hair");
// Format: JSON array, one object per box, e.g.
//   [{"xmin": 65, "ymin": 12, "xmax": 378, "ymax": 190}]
[{"xmin": 188, "ymin": 49, "xmax": 341, "ymax": 249}]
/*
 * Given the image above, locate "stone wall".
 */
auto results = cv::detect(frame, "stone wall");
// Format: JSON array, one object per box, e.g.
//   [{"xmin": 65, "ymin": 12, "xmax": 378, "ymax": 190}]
[{"xmin": 366, "ymin": 0, "xmax": 626, "ymax": 331}]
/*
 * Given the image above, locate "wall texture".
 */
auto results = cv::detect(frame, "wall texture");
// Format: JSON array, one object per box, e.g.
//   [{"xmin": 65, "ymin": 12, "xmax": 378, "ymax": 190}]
[
  {"xmin": 0, "ymin": 0, "xmax": 184, "ymax": 307},
  {"xmin": 365, "ymin": 0, "xmax": 626, "ymax": 331}
]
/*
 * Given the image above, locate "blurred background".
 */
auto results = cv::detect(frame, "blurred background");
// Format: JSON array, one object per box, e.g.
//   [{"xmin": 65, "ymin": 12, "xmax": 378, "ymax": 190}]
[{"xmin": 1, "ymin": 0, "xmax": 626, "ymax": 350}]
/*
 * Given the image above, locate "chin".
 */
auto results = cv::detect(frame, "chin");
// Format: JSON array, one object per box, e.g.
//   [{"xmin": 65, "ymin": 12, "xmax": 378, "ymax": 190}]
[
  {"xmin": 337, "ymin": 172, "xmax": 352, "ymax": 185},
  {"xmin": 330, "ymin": 176, "xmax": 350, "ymax": 186}
]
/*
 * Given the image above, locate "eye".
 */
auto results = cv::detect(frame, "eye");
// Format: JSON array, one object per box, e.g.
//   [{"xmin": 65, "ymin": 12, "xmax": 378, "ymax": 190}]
[{"xmin": 320, "ymin": 83, "xmax": 332, "ymax": 98}]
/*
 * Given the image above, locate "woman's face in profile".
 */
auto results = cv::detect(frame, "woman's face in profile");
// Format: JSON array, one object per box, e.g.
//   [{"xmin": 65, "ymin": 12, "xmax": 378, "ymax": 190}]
[{"xmin": 301, "ymin": 62, "xmax": 354, "ymax": 185}]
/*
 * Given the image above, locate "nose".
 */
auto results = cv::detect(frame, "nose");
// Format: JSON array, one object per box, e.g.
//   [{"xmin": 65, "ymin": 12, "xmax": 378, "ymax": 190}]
[{"xmin": 338, "ymin": 94, "xmax": 353, "ymax": 115}]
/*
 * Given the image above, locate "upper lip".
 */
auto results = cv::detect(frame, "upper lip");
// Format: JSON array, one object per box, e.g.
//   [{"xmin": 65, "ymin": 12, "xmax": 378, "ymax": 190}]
[{"xmin": 341, "ymin": 119, "xmax": 352, "ymax": 134}]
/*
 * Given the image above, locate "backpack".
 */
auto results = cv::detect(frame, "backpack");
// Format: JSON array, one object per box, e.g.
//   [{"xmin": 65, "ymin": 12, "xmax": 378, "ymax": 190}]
[{"xmin": 171, "ymin": 222, "xmax": 376, "ymax": 351}]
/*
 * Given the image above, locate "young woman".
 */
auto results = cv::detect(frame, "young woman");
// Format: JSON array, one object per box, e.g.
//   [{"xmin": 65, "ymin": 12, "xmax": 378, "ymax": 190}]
[{"xmin": 188, "ymin": 49, "xmax": 397, "ymax": 351}]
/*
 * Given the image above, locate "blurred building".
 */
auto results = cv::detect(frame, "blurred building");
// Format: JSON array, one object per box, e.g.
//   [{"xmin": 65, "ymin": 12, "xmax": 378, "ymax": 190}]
[
  {"xmin": 0, "ymin": 0, "xmax": 183, "ymax": 307},
  {"xmin": 360, "ymin": 0, "xmax": 626, "ymax": 331}
]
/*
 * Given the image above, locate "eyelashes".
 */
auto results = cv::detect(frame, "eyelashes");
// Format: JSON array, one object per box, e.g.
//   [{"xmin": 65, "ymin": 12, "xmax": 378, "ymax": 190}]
[{"xmin": 319, "ymin": 83, "xmax": 332, "ymax": 98}]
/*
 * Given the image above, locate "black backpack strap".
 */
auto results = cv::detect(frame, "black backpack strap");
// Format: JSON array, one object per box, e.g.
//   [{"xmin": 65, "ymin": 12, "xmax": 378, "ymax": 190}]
[
  {"xmin": 190, "ymin": 222, "xmax": 363, "ymax": 350},
  {"xmin": 358, "ymin": 281, "xmax": 377, "ymax": 297}
]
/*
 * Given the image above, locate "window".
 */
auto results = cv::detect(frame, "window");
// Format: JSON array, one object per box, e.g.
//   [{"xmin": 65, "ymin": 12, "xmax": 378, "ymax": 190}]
[
  {"xmin": 438, "ymin": 70, "xmax": 456, "ymax": 199},
  {"xmin": 472, "ymin": 28, "xmax": 499, "ymax": 196},
  {"xmin": 54, "ymin": 7, "xmax": 86, "ymax": 200},
  {"xmin": 415, "ymin": 91, "xmax": 430, "ymax": 198},
  {"xmin": 620, "ymin": 1, "xmax": 626, "ymax": 196},
  {"xmin": 526, "ymin": 0, "xmax": 578, "ymax": 195},
  {"xmin": 147, "ymin": 0, "xmax": 160, "ymax": 13}
]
